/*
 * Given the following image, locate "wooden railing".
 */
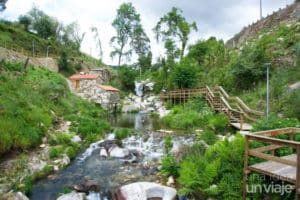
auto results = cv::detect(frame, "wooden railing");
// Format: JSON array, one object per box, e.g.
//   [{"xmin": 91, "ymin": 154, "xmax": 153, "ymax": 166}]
[
  {"xmin": 243, "ymin": 128, "xmax": 300, "ymax": 199},
  {"xmin": 160, "ymin": 86, "xmax": 264, "ymax": 129}
]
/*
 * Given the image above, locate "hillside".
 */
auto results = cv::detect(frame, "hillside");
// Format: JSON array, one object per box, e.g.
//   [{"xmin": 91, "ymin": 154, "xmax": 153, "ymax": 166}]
[
  {"xmin": 226, "ymin": 2, "xmax": 300, "ymax": 48},
  {"xmin": 0, "ymin": 21, "xmax": 107, "ymax": 76},
  {"xmin": 0, "ymin": 61, "xmax": 111, "ymax": 154}
]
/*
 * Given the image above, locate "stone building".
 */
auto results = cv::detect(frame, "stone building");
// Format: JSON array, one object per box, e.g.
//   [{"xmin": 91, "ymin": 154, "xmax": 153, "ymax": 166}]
[
  {"xmin": 93, "ymin": 84, "xmax": 120, "ymax": 109},
  {"xmin": 69, "ymin": 72, "xmax": 120, "ymax": 109},
  {"xmin": 88, "ymin": 68, "xmax": 111, "ymax": 83}
]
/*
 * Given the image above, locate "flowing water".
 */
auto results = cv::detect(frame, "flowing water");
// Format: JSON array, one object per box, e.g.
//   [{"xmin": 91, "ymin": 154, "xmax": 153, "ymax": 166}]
[{"xmin": 30, "ymin": 113, "xmax": 193, "ymax": 200}]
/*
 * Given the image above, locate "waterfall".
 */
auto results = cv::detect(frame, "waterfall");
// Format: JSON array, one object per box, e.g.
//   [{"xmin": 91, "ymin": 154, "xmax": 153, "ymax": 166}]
[{"xmin": 135, "ymin": 81, "xmax": 144, "ymax": 97}]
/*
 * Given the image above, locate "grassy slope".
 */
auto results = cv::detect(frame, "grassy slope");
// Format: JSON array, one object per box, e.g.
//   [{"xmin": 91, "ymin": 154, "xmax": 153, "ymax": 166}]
[
  {"xmin": 0, "ymin": 21, "xmax": 106, "ymax": 72},
  {"xmin": 232, "ymin": 23, "xmax": 300, "ymax": 118},
  {"xmin": 0, "ymin": 61, "xmax": 110, "ymax": 155}
]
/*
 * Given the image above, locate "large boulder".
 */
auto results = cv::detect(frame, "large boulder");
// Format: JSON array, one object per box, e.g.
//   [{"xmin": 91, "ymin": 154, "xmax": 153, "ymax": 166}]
[
  {"xmin": 56, "ymin": 191, "xmax": 86, "ymax": 200},
  {"xmin": 99, "ymin": 148, "xmax": 108, "ymax": 157},
  {"xmin": 114, "ymin": 182, "xmax": 177, "ymax": 200},
  {"xmin": 109, "ymin": 147, "xmax": 130, "ymax": 158}
]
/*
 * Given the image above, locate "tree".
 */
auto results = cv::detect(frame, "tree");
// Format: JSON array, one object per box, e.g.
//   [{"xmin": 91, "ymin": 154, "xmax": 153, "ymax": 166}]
[
  {"xmin": 170, "ymin": 60, "xmax": 197, "ymax": 89},
  {"xmin": 110, "ymin": 2, "xmax": 151, "ymax": 67},
  {"xmin": 61, "ymin": 22, "xmax": 85, "ymax": 51},
  {"xmin": 0, "ymin": 0, "xmax": 7, "ymax": 11},
  {"xmin": 131, "ymin": 24, "xmax": 151, "ymax": 73},
  {"xmin": 18, "ymin": 15, "xmax": 32, "ymax": 32},
  {"xmin": 187, "ymin": 37, "xmax": 226, "ymax": 70},
  {"xmin": 90, "ymin": 27, "xmax": 103, "ymax": 60},
  {"xmin": 154, "ymin": 7, "xmax": 197, "ymax": 60},
  {"xmin": 28, "ymin": 6, "xmax": 59, "ymax": 39},
  {"xmin": 118, "ymin": 65, "xmax": 138, "ymax": 91}
]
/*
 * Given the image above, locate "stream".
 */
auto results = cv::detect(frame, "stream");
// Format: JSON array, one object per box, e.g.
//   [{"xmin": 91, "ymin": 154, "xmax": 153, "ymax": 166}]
[{"xmin": 30, "ymin": 113, "xmax": 194, "ymax": 200}]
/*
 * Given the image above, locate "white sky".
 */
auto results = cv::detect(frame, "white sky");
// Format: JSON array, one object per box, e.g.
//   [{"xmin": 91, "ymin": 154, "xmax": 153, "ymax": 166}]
[{"xmin": 0, "ymin": 0, "xmax": 294, "ymax": 65}]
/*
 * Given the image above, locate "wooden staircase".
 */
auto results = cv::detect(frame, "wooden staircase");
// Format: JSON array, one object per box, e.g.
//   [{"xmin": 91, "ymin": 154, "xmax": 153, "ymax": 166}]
[{"xmin": 160, "ymin": 86, "xmax": 265, "ymax": 131}]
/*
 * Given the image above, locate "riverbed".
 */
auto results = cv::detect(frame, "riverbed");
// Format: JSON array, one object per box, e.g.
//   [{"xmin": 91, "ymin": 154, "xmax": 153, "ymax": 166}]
[{"xmin": 30, "ymin": 113, "xmax": 193, "ymax": 200}]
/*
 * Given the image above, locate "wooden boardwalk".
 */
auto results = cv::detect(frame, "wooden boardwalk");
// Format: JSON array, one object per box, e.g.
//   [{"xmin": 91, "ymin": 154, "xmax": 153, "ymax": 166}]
[
  {"xmin": 160, "ymin": 86, "xmax": 264, "ymax": 130},
  {"xmin": 243, "ymin": 128, "xmax": 300, "ymax": 199}
]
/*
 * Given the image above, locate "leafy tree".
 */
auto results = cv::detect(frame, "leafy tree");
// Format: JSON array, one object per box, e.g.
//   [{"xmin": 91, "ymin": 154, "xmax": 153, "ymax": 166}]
[
  {"xmin": 90, "ymin": 26, "xmax": 103, "ymax": 60},
  {"xmin": 187, "ymin": 37, "xmax": 226, "ymax": 70},
  {"xmin": 118, "ymin": 65, "xmax": 138, "ymax": 91},
  {"xmin": 110, "ymin": 2, "xmax": 151, "ymax": 67},
  {"xmin": 0, "ymin": 0, "xmax": 7, "ymax": 11},
  {"xmin": 170, "ymin": 59, "xmax": 197, "ymax": 89},
  {"xmin": 154, "ymin": 7, "xmax": 197, "ymax": 60},
  {"xmin": 110, "ymin": 3, "xmax": 138, "ymax": 66},
  {"xmin": 61, "ymin": 22, "xmax": 85, "ymax": 51},
  {"xmin": 132, "ymin": 23, "xmax": 151, "ymax": 73},
  {"xmin": 230, "ymin": 45, "xmax": 267, "ymax": 90},
  {"xmin": 18, "ymin": 15, "xmax": 32, "ymax": 32},
  {"xmin": 28, "ymin": 6, "xmax": 59, "ymax": 39}
]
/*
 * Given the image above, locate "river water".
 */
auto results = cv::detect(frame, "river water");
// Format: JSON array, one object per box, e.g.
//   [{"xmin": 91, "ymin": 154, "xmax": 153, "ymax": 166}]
[{"xmin": 30, "ymin": 113, "xmax": 192, "ymax": 200}]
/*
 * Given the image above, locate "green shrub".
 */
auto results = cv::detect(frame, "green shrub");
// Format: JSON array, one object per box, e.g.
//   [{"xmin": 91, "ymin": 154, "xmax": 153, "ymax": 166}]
[
  {"xmin": 253, "ymin": 114, "xmax": 300, "ymax": 131},
  {"xmin": 207, "ymin": 113, "xmax": 228, "ymax": 132},
  {"xmin": 115, "ymin": 128, "xmax": 131, "ymax": 140},
  {"xmin": 65, "ymin": 146, "xmax": 77, "ymax": 160},
  {"xmin": 178, "ymin": 135, "xmax": 245, "ymax": 199},
  {"xmin": 49, "ymin": 133, "xmax": 72, "ymax": 145},
  {"xmin": 13, "ymin": 175, "xmax": 33, "ymax": 195},
  {"xmin": 49, "ymin": 146, "xmax": 64, "ymax": 159},
  {"xmin": 198, "ymin": 130, "xmax": 218, "ymax": 145},
  {"xmin": 164, "ymin": 136, "xmax": 173, "ymax": 153},
  {"xmin": 161, "ymin": 153, "xmax": 180, "ymax": 177}
]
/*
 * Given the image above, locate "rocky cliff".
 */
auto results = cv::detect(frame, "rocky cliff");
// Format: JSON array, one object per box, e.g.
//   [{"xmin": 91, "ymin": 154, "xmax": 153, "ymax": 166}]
[{"xmin": 226, "ymin": 2, "xmax": 300, "ymax": 47}]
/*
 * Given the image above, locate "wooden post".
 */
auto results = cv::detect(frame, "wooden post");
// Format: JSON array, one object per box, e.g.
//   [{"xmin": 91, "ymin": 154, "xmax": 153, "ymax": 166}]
[
  {"xmin": 243, "ymin": 135, "xmax": 249, "ymax": 200},
  {"xmin": 22, "ymin": 58, "xmax": 30, "ymax": 73},
  {"xmin": 296, "ymin": 145, "xmax": 300, "ymax": 200},
  {"xmin": 240, "ymin": 114, "xmax": 244, "ymax": 130},
  {"xmin": 290, "ymin": 132, "xmax": 294, "ymax": 141}
]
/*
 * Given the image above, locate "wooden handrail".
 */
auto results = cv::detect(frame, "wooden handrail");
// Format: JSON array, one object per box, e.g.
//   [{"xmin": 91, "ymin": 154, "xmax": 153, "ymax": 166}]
[
  {"xmin": 230, "ymin": 97, "xmax": 264, "ymax": 116},
  {"xmin": 245, "ymin": 133, "xmax": 300, "ymax": 149},
  {"xmin": 160, "ymin": 85, "xmax": 264, "ymax": 127},
  {"xmin": 243, "ymin": 128, "xmax": 300, "ymax": 199},
  {"xmin": 218, "ymin": 86, "xmax": 230, "ymax": 99}
]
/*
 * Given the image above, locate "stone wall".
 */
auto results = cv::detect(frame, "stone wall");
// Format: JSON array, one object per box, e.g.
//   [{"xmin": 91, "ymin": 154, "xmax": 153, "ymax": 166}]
[
  {"xmin": 89, "ymin": 68, "xmax": 111, "ymax": 83},
  {"xmin": 70, "ymin": 79, "xmax": 119, "ymax": 109},
  {"xmin": 226, "ymin": 2, "xmax": 300, "ymax": 48},
  {"xmin": 0, "ymin": 47, "xmax": 59, "ymax": 72},
  {"xmin": 93, "ymin": 88, "xmax": 120, "ymax": 109}
]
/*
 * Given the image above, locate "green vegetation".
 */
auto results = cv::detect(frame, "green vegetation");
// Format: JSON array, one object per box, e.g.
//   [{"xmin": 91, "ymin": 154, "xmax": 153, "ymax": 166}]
[
  {"xmin": 0, "ymin": 5, "xmax": 105, "ymax": 75},
  {"xmin": 114, "ymin": 128, "xmax": 132, "ymax": 140},
  {"xmin": 110, "ymin": 2, "xmax": 151, "ymax": 67},
  {"xmin": 0, "ymin": 61, "xmax": 109, "ymax": 155},
  {"xmin": 161, "ymin": 98, "xmax": 228, "ymax": 135}
]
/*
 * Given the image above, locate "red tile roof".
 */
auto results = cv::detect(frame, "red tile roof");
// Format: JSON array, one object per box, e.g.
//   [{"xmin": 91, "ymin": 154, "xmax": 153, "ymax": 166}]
[
  {"xmin": 69, "ymin": 74, "xmax": 99, "ymax": 80},
  {"xmin": 97, "ymin": 84, "xmax": 120, "ymax": 92}
]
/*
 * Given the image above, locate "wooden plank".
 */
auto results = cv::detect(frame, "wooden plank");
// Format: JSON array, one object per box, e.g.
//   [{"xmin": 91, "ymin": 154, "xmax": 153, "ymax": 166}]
[
  {"xmin": 252, "ymin": 127, "xmax": 294, "ymax": 137},
  {"xmin": 246, "ymin": 134, "xmax": 300, "ymax": 149},
  {"xmin": 243, "ymin": 136, "xmax": 249, "ymax": 200},
  {"xmin": 231, "ymin": 123, "xmax": 253, "ymax": 131},
  {"xmin": 249, "ymin": 154, "xmax": 297, "ymax": 184},
  {"xmin": 252, "ymin": 144, "xmax": 282, "ymax": 153},
  {"xmin": 249, "ymin": 150, "xmax": 297, "ymax": 167},
  {"xmin": 297, "ymin": 146, "xmax": 300, "ymax": 199}
]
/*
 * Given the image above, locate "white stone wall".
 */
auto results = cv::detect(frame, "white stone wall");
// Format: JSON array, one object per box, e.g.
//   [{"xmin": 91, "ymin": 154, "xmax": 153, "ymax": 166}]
[{"xmin": 69, "ymin": 79, "xmax": 119, "ymax": 109}]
